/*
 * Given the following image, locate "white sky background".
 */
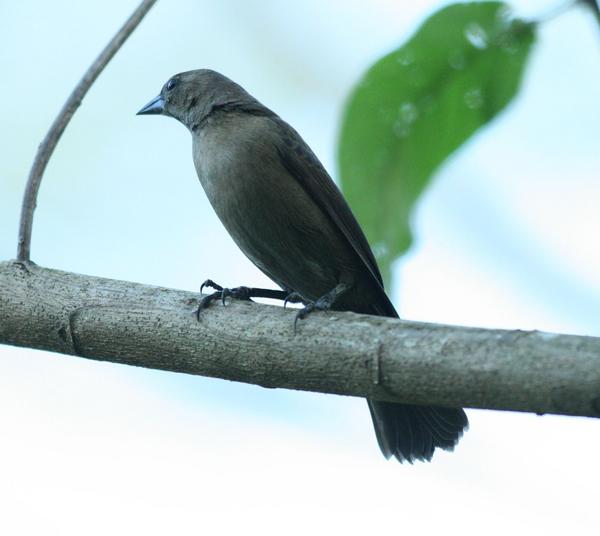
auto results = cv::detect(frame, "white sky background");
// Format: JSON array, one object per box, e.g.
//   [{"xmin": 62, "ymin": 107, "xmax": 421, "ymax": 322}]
[{"xmin": 0, "ymin": 0, "xmax": 599, "ymax": 534}]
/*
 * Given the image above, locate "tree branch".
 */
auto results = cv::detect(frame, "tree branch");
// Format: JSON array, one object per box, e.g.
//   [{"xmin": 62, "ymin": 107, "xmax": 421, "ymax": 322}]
[
  {"xmin": 17, "ymin": 0, "xmax": 158, "ymax": 262},
  {"xmin": 1, "ymin": 260, "xmax": 599, "ymax": 418}
]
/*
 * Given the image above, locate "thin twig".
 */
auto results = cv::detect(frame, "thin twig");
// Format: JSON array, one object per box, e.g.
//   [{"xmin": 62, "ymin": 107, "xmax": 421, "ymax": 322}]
[
  {"xmin": 16, "ymin": 0, "xmax": 158, "ymax": 262},
  {"xmin": 534, "ymin": 0, "xmax": 578, "ymax": 24},
  {"xmin": 580, "ymin": 0, "xmax": 600, "ymax": 26}
]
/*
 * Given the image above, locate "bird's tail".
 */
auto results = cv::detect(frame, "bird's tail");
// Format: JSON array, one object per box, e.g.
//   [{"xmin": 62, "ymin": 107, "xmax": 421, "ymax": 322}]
[
  {"xmin": 362, "ymin": 291, "xmax": 467, "ymax": 461},
  {"xmin": 367, "ymin": 400, "xmax": 468, "ymax": 463}
]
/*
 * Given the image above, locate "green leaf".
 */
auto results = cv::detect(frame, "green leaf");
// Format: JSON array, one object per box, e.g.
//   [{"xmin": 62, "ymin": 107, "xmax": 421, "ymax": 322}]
[{"xmin": 338, "ymin": 2, "xmax": 535, "ymax": 288}]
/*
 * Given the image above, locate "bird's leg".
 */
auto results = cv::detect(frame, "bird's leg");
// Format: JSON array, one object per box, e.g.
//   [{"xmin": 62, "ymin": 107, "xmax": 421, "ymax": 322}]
[
  {"xmin": 294, "ymin": 283, "xmax": 349, "ymax": 332},
  {"xmin": 196, "ymin": 279, "xmax": 301, "ymax": 320}
]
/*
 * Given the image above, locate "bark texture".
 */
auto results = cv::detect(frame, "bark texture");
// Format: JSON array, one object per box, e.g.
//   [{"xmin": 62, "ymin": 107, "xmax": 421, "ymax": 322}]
[{"xmin": 1, "ymin": 260, "xmax": 599, "ymax": 418}]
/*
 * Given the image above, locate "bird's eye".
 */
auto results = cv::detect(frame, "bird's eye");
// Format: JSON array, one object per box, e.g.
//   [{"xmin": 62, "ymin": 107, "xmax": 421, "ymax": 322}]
[{"xmin": 166, "ymin": 78, "xmax": 177, "ymax": 91}]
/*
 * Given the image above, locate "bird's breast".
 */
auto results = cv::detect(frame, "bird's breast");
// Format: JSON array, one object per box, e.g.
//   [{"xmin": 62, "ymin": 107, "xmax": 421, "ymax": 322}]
[{"xmin": 191, "ymin": 123, "xmax": 360, "ymax": 300}]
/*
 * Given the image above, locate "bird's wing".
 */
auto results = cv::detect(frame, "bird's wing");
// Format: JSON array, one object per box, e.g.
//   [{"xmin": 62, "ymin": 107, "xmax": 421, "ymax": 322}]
[{"xmin": 273, "ymin": 117, "xmax": 397, "ymax": 318}]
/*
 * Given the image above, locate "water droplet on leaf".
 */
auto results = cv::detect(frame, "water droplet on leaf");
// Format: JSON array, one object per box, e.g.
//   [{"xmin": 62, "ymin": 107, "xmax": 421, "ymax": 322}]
[
  {"xmin": 495, "ymin": 6, "xmax": 513, "ymax": 26},
  {"xmin": 498, "ymin": 33, "xmax": 519, "ymax": 55},
  {"xmin": 396, "ymin": 50, "xmax": 414, "ymax": 66},
  {"xmin": 393, "ymin": 102, "xmax": 419, "ymax": 138},
  {"xmin": 464, "ymin": 88, "xmax": 484, "ymax": 109},
  {"xmin": 448, "ymin": 49, "xmax": 466, "ymax": 70},
  {"xmin": 464, "ymin": 22, "xmax": 488, "ymax": 49},
  {"xmin": 373, "ymin": 242, "xmax": 389, "ymax": 258},
  {"xmin": 399, "ymin": 102, "xmax": 418, "ymax": 123},
  {"xmin": 393, "ymin": 120, "xmax": 411, "ymax": 138}
]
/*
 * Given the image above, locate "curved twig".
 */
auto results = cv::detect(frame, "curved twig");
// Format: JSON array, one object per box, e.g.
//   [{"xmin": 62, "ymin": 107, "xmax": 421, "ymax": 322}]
[
  {"xmin": 580, "ymin": 0, "xmax": 600, "ymax": 26},
  {"xmin": 534, "ymin": 0, "xmax": 578, "ymax": 24},
  {"xmin": 17, "ymin": 0, "xmax": 158, "ymax": 261}
]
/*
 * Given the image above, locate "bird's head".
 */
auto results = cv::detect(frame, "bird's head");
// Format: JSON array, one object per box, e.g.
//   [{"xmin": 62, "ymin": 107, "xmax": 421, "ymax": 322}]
[{"xmin": 137, "ymin": 69, "xmax": 253, "ymax": 131}]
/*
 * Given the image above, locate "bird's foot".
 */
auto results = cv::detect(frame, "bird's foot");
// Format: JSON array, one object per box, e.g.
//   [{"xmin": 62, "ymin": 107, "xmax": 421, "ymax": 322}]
[
  {"xmin": 293, "ymin": 284, "xmax": 348, "ymax": 333},
  {"xmin": 196, "ymin": 280, "xmax": 255, "ymax": 320},
  {"xmin": 196, "ymin": 279, "xmax": 298, "ymax": 320}
]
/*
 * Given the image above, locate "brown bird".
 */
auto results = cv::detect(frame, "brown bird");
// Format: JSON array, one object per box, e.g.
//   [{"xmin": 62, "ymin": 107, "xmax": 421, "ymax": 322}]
[{"xmin": 138, "ymin": 69, "xmax": 468, "ymax": 462}]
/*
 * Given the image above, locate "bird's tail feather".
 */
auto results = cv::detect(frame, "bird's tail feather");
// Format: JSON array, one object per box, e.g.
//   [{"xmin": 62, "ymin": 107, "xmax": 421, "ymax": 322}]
[
  {"xmin": 367, "ymin": 400, "xmax": 468, "ymax": 463},
  {"xmin": 363, "ymin": 295, "xmax": 467, "ymax": 462}
]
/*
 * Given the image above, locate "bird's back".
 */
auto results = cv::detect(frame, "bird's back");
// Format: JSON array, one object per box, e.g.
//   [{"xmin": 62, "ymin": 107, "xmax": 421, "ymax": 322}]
[{"xmin": 192, "ymin": 99, "xmax": 468, "ymax": 463}]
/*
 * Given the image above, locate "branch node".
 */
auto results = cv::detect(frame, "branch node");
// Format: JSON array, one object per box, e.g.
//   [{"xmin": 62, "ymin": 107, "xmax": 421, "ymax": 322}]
[
  {"xmin": 68, "ymin": 308, "xmax": 86, "ymax": 356},
  {"xmin": 371, "ymin": 342, "xmax": 383, "ymax": 386}
]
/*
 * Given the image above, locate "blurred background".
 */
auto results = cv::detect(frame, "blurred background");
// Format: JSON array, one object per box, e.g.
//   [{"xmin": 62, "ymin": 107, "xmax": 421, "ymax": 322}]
[{"xmin": 0, "ymin": 0, "xmax": 599, "ymax": 534}]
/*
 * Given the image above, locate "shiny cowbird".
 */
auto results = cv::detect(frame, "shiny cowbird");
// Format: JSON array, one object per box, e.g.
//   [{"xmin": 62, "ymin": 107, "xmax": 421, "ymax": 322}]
[{"xmin": 138, "ymin": 69, "xmax": 468, "ymax": 462}]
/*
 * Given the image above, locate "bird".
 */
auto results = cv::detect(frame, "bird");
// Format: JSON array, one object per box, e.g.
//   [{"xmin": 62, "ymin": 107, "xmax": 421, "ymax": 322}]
[{"xmin": 137, "ymin": 69, "xmax": 468, "ymax": 462}]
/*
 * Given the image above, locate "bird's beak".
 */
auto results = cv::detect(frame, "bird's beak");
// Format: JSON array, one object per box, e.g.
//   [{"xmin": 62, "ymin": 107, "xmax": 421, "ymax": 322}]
[{"xmin": 136, "ymin": 95, "xmax": 165, "ymax": 115}]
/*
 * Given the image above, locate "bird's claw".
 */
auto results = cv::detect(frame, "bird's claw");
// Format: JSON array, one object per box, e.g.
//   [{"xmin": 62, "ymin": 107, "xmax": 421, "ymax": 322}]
[
  {"xmin": 200, "ymin": 279, "xmax": 223, "ymax": 294},
  {"xmin": 294, "ymin": 302, "xmax": 314, "ymax": 333},
  {"xmin": 195, "ymin": 291, "xmax": 223, "ymax": 320},
  {"xmin": 283, "ymin": 291, "xmax": 303, "ymax": 309},
  {"xmin": 196, "ymin": 281, "xmax": 254, "ymax": 321},
  {"xmin": 293, "ymin": 296, "xmax": 332, "ymax": 333}
]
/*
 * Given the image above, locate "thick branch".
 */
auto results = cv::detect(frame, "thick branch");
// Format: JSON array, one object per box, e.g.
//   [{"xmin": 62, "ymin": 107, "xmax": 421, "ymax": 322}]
[
  {"xmin": 1, "ymin": 260, "xmax": 599, "ymax": 418},
  {"xmin": 17, "ymin": 0, "xmax": 157, "ymax": 262}
]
